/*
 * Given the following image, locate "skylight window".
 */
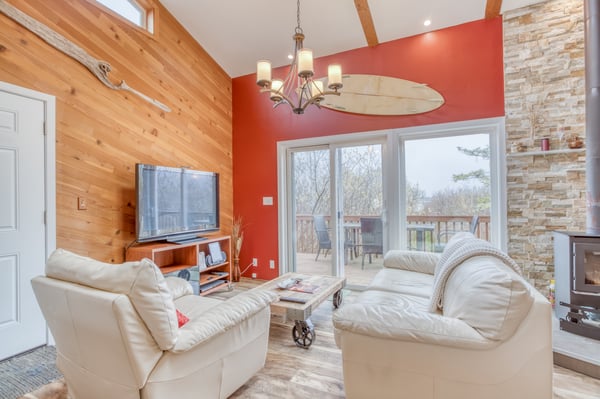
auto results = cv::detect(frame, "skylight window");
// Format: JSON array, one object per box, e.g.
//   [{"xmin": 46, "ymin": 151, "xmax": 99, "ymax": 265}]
[{"xmin": 95, "ymin": 0, "xmax": 153, "ymax": 33}]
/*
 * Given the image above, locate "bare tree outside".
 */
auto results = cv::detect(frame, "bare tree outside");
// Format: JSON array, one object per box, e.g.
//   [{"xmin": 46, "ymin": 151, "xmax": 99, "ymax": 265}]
[
  {"xmin": 293, "ymin": 141, "xmax": 489, "ymax": 219},
  {"xmin": 406, "ymin": 135, "xmax": 491, "ymax": 218},
  {"xmin": 421, "ymin": 145, "xmax": 491, "ymax": 216},
  {"xmin": 293, "ymin": 145, "xmax": 384, "ymax": 217},
  {"xmin": 293, "ymin": 149, "xmax": 330, "ymax": 216},
  {"xmin": 341, "ymin": 145, "xmax": 383, "ymax": 216}
]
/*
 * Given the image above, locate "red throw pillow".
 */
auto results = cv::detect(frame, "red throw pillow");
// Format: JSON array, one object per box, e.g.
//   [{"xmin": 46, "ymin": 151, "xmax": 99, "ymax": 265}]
[{"xmin": 176, "ymin": 309, "xmax": 189, "ymax": 328}]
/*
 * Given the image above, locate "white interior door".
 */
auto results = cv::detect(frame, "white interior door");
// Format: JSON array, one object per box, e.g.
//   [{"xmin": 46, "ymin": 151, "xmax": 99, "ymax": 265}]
[{"xmin": 0, "ymin": 87, "xmax": 48, "ymax": 360}]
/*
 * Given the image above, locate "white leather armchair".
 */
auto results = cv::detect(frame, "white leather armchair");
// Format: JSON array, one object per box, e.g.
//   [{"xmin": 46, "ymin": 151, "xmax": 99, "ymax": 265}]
[
  {"xmin": 31, "ymin": 249, "xmax": 277, "ymax": 399},
  {"xmin": 333, "ymin": 234, "xmax": 553, "ymax": 399}
]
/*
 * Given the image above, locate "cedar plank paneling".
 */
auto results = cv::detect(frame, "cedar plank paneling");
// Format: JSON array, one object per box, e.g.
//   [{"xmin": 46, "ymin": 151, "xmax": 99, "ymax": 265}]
[{"xmin": 0, "ymin": 0, "xmax": 233, "ymax": 262}]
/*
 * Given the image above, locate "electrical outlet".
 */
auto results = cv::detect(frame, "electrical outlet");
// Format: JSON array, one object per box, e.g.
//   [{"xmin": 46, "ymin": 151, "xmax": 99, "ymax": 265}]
[
  {"xmin": 252, "ymin": 258, "xmax": 258, "ymax": 266},
  {"xmin": 269, "ymin": 260, "xmax": 275, "ymax": 269},
  {"xmin": 77, "ymin": 196, "xmax": 88, "ymax": 210},
  {"xmin": 251, "ymin": 273, "xmax": 257, "ymax": 279}
]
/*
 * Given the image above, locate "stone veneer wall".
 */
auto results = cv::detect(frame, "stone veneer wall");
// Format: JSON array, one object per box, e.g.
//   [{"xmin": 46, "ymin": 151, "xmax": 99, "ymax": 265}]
[{"xmin": 504, "ymin": 0, "xmax": 586, "ymax": 293}]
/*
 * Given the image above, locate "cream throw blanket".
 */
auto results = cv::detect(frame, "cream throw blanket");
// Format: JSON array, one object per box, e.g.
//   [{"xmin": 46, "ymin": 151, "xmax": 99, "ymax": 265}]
[{"xmin": 429, "ymin": 238, "xmax": 522, "ymax": 312}]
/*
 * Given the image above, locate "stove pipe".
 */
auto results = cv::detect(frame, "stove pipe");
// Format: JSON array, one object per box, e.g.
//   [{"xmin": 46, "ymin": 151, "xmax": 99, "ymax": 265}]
[{"xmin": 585, "ymin": 0, "xmax": 600, "ymax": 234}]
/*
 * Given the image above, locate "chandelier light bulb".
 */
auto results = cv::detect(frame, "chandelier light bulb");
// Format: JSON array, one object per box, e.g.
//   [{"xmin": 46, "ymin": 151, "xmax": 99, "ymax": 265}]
[
  {"xmin": 297, "ymin": 48, "xmax": 314, "ymax": 78},
  {"xmin": 256, "ymin": 60, "xmax": 272, "ymax": 87},
  {"xmin": 270, "ymin": 79, "xmax": 284, "ymax": 101},
  {"xmin": 328, "ymin": 64, "xmax": 343, "ymax": 90}
]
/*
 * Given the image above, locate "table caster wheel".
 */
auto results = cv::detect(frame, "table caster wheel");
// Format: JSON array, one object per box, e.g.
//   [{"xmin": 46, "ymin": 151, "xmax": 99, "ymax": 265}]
[
  {"xmin": 292, "ymin": 319, "xmax": 315, "ymax": 348},
  {"xmin": 333, "ymin": 290, "xmax": 343, "ymax": 308}
]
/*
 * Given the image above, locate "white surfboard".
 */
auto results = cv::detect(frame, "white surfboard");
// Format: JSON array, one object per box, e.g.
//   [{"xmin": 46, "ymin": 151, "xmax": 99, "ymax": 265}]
[{"xmin": 319, "ymin": 74, "xmax": 444, "ymax": 116}]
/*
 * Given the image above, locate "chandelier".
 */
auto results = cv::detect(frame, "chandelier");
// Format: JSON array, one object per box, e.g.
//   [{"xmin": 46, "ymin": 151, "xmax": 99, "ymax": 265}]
[{"xmin": 256, "ymin": 0, "xmax": 343, "ymax": 114}]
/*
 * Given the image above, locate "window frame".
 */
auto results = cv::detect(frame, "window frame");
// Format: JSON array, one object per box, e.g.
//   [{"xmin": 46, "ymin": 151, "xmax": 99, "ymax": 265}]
[
  {"xmin": 277, "ymin": 117, "xmax": 508, "ymax": 274},
  {"xmin": 89, "ymin": 0, "xmax": 157, "ymax": 36}
]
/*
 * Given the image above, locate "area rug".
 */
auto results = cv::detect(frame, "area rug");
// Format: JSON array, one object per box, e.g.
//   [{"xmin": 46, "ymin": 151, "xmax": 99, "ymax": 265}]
[{"xmin": 0, "ymin": 346, "xmax": 64, "ymax": 399}]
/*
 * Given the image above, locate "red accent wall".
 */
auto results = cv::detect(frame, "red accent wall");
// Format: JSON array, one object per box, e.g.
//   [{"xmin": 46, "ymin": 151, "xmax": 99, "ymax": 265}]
[{"xmin": 232, "ymin": 18, "xmax": 504, "ymax": 280}]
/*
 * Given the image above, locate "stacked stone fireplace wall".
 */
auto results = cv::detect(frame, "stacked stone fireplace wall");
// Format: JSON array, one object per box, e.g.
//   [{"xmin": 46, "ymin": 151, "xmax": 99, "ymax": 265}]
[{"xmin": 504, "ymin": 0, "xmax": 586, "ymax": 293}]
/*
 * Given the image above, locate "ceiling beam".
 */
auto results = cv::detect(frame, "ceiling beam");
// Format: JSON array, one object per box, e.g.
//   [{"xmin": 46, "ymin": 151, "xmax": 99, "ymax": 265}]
[
  {"xmin": 485, "ymin": 0, "xmax": 503, "ymax": 19},
  {"xmin": 354, "ymin": 0, "xmax": 379, "ymax": 47}
]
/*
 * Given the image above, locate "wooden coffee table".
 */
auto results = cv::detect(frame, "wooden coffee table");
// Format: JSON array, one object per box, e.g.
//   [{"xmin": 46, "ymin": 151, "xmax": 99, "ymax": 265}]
[{"xmin": 259, "ymin": 272, "xmax": 346, "ymax": 348}]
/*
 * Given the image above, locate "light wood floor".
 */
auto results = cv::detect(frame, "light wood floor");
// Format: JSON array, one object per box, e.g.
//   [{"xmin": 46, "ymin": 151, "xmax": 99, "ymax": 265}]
[
  {"xmin": 218, "ymin": 279, "xmax": 600, "ymax": 399},
  {"xmin": 22, "ymin": 278, "xmax": 600, "ymax": 399}
]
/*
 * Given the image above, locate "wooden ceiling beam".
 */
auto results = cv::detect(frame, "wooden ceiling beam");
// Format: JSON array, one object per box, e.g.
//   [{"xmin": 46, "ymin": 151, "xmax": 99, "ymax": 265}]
[
  {"xmin": 354, "ymin": 0, "xmax": 379, "ymax": 47},
  {"xmin": 485, "ymin": 0, "xmax": 503, "ymax": 19}
]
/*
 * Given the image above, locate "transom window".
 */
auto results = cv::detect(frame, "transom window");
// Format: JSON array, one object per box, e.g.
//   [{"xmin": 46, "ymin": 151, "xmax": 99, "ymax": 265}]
[{"xmin": 95, "ymin": 0, "xmax": 154, "ymax": 33}]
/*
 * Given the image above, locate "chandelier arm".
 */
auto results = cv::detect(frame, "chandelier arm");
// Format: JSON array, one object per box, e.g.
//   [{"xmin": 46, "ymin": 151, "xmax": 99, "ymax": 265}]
[
  {"xmin": 299, "ymin": 90, "xmax": 342, "ymax": 111},
  {"xmin": 263, "ymin": 89, "xmax": 296, "ymax": 111}
]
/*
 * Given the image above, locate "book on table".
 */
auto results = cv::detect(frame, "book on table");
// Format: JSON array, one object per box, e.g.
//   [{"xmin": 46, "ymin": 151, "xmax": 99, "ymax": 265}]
[{"xmin": 289, "ymin": 281, "xmax": 320, "ymax": 294}]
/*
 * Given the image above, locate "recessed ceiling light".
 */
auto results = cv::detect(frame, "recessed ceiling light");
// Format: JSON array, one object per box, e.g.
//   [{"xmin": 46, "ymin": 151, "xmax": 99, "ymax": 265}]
[
  {"xmin": 288, "ymin": 54, "xmax": 294, "ymax": 60},
  {"xmin": 424, "ymin": 19, "xmax": 431, "ymax": 27}
]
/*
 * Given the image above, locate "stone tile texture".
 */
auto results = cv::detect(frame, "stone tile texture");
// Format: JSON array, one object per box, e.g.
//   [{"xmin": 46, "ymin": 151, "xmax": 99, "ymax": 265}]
[{"xmin": 504, "ymin": 0, "xmax": 586, "ymax": 293}]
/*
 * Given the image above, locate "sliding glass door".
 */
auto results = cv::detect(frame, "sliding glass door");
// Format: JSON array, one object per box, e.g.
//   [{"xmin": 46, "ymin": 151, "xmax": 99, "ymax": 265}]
[
  {"xmin": 278, "ymin": 118, "xmax": 505, "ymax": 289},
  {"xmin": 286, "ymin": 143, "xmax": 384, "ymax": 286},
  {"xmin": 338, "ymin": 144, "xmax": 384, "ymax": 285},
  {"xmin": 290, "ymin": 147, "xmax": 333, "ymax": 276}
]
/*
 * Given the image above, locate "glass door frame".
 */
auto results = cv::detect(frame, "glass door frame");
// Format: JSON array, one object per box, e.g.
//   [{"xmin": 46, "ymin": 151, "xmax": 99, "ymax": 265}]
[
  {"xmin": 333, "ymin": 141, "xmax": 387, "ymax": 281},
  {"xmin": 278, "ymin": 136, "xmax": 388, "ymax": 281},
  {"xmin": 388, "ymin": 120, "xmax": 506, "ymax": 251},
  {"xmin": 277, "ymin": 117, "xmax": 507, "ymax": 278}
]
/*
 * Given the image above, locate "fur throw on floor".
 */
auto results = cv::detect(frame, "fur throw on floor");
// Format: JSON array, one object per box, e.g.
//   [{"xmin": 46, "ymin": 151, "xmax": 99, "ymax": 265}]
[{"xmin": 17, "ymin": 379, "xmax": 68, "ymax": 399}]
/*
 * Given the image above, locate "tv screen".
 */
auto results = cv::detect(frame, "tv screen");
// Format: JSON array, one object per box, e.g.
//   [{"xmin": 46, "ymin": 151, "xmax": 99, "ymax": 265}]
[{"xmin": 135, "ymin": 163, "xmax": 219, "ymax": 243}]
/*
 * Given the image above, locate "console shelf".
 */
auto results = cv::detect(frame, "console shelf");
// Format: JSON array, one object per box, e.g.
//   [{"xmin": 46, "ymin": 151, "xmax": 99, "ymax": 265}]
[{"xmin": 126, "ymin": 235, "xmax": 231, "ymax": 296}]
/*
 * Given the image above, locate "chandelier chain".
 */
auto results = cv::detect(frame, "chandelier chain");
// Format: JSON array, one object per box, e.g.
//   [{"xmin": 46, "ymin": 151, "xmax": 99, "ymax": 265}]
[{"xmin": 296, "ymin": 0, "xmax": 302, "ymax": 34}]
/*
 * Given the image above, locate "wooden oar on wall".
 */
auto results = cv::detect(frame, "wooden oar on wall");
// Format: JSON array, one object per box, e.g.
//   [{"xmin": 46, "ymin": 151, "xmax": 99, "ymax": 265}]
[{"xmin": 0, "ymin": 0, "xmax": 171, "ymax": 112}]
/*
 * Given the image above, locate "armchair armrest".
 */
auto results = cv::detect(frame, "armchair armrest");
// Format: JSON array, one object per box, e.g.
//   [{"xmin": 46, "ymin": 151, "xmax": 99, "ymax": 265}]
[
  {"xmin": 383, "ymin": 250, "xmax": 440, "ymax": 275},
  {"xmin": 171, "ymin": 289, "xmax": 278, "ymax": 352},
  {"xmin": 333, "ymin": 303, "xmax": 491, "ymax": 349},
  {"xmin": 164, "ymin": 276, "xmax": 193, "ymax": 300}
]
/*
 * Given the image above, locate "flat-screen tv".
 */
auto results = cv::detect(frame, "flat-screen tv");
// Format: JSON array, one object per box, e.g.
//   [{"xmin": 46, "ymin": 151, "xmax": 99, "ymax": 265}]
[{"xmin": 135, "ymin": 163, "xmax": 219, "ymax": 243}]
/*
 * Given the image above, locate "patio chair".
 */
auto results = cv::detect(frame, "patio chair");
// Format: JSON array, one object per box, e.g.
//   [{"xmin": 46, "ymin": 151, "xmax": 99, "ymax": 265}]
[
  {"xmin": 314, "ymin": 215, "xmax": 332, "ymax": 260},
  {"xmin": 359, "ymin": 217, "xmax": 383, "ymax": 268},
  {"xmin": 313, "ymin": 215, "xmax": 355, "ymax": 262},
  {"xmin": 434, "ymin": 215, "xmax": 480, "ymax": 252}
]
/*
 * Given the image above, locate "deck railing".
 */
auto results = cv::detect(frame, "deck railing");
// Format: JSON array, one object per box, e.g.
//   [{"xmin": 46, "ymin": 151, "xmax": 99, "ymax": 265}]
[{"xmin": 296, "ymin": 215, "xmax": 490, "ymax": 254}]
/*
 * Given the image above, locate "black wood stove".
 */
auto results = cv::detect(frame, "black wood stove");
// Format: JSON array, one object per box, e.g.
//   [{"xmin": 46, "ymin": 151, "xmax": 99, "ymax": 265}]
[{"xmin": 554, "ymin": 231, "xmax": 600, "ymax": 340}]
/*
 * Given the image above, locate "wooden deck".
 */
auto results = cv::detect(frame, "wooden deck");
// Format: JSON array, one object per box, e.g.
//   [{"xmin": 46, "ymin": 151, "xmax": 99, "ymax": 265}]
[{"xmin": 295, "ymin": 251, "xmax": 383, "ymax": 287}]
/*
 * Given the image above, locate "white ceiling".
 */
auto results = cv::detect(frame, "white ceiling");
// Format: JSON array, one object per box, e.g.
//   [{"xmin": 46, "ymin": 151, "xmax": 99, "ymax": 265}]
[{"xmin": 160, "ymin": 0, "xmax": 546, "ymax": 78}]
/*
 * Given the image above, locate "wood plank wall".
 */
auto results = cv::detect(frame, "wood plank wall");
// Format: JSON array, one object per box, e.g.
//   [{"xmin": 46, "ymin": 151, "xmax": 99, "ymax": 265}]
[{"xmin": 0, "ymin": 0, "xmax": 233, "ymax": 262}]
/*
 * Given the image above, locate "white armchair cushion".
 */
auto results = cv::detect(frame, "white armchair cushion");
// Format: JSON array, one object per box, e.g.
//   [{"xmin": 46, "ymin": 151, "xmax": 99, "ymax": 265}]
[
  {"xmin": 430, "ymin": 235, "xmax": 522, "ymax": 312},
  {"xmin": 442, "ymin": 256, "xmax": 534, "ymax": 341},
  {"xmin": 368, "ymin": 268, "xmax": 434, "ymax": 298},
  {"xmin": 333, "ymin": 301, "xmax": 490, "ymax": 349},
  {"xmin": 45, "ymin": 248, "xmax": 179, "ymax": 350},
  {"xmin": 383, "ymin": 250, "xmax": 440, "ymax": 275},
  {"xmin": 172, "ymin": 289, "xmax": 278, "ymax": 352},
  {"xmin": 165, "ymin": 276, "xmax": 194, "ymax": 299}
]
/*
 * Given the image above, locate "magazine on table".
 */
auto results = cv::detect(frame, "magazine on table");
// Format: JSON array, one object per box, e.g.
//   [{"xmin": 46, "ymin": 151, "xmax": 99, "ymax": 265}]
[{"xmin": 289, "ymin": 280, "xmax": 320, "ymax": 294}]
